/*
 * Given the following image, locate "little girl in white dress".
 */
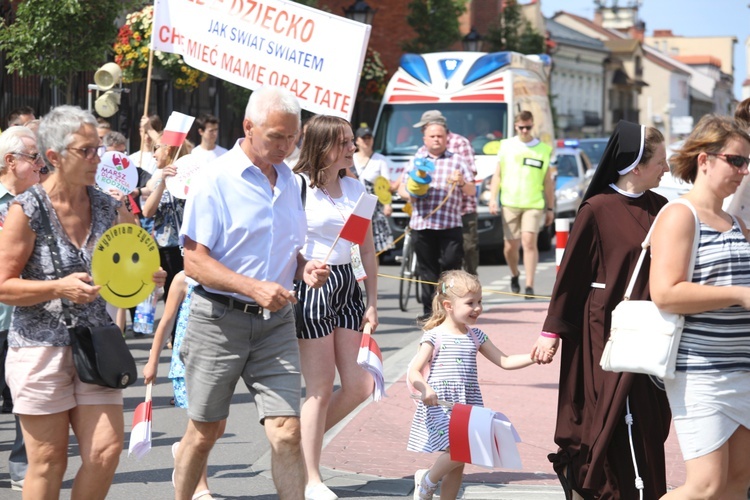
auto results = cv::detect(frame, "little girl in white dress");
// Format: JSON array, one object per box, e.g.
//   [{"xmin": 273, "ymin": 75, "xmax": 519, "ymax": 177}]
[{"xmin": 407, "ymin": 270, "xmax": 534, "ymax": 500}]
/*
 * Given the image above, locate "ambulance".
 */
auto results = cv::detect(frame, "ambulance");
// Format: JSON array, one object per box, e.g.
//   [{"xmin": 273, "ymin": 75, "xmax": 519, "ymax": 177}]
[{"xmin": 372, "ymin": 51, "xmax": 555, "ymax": 254}]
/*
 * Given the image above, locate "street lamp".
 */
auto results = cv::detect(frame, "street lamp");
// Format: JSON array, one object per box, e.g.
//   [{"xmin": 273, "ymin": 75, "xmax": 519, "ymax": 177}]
[
  {"xmin": 462, "ymin": 27, "xmax": 483, "ymax": 52},
  {"xmin": 343, "ymin": 0, "xmax": 377, "ymax": 25}
]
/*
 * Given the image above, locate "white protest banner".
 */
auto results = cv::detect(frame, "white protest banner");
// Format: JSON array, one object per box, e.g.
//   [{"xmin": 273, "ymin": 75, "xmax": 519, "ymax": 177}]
[
  {"xmin": 151, "ymin": 0, "xmax": 371, "ymax": 120},
  {"xmin": 96, "ymin": 151, "xmax": 139, "ymax": 195},
  {"xmin": 164, "ymin": 154, "xmax": 209, "ymax": 199}
]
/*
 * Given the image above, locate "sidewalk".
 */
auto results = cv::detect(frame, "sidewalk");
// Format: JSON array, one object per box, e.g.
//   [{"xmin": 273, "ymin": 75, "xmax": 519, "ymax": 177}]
[{"xmin": 302, "ymin": 301, "xmax": 686, "ymax": 498}]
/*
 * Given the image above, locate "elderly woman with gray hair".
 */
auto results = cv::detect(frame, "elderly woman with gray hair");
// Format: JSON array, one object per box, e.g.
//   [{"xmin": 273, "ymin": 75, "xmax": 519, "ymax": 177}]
[{"xmin": 0, "ymin": 106, "xmax": 166, "ymax": 499}]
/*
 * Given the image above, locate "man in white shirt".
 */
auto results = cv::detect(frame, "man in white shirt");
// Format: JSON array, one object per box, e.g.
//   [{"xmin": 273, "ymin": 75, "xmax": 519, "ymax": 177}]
[
  {"xmin": 191, "ymin": 114, "xmax": 227, "ymax": 162},
  {"xmin": 174, "ymin": 87, "xmax": 329, "ymax": 500}
]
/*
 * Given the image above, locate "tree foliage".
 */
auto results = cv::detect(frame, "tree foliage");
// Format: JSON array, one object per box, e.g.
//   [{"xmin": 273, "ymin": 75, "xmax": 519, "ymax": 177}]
[
  {"xmin": 484, "ymin": 0, "xmax": 545, "ymax": 54},
  {"xmin": 0, "ymin": 0, "xmax": 132, "ymax": 103},
  {"xmin": 402, "ymin": 0, "xmax": 467, "ymax": 54}
]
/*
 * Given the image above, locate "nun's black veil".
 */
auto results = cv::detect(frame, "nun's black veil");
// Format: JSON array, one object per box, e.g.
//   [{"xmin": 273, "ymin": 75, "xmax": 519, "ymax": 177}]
[{"xmin": 581, "ymin": 120, "xmax": 645, "ymax": 203}]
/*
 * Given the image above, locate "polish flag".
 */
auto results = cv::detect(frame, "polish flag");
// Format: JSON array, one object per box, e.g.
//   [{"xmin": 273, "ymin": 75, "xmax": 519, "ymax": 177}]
[
  {"xmin": 356, "ymin": 324, "xmax": 386, "ymax": 401},
  {"xmin": 161, "ymin": 112, "xmax": 195, "ymax": 147},
  {"xmin": 339, "ymin": 192, "xmax": 378, "ymax": 245},
  {"xmin": 128, "ymin": 386, "xmax": 153, "ymax": 460},
  {"xmin": 449, "ymin": 404, "xmax": 523, "ymax": 469}
]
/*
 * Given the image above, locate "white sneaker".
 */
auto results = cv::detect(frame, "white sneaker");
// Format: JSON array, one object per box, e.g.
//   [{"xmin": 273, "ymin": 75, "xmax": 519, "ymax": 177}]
[
  {"xmin": 10, "ymin": 479, "xmax": 23, "ymax": 492},
  {"xmin": 304, "ymin": 482, "xmax": 338, "ymax": 500},
  {"xmin": 413, "ymin": 469, "xmax": 438, "ymax": 500}
]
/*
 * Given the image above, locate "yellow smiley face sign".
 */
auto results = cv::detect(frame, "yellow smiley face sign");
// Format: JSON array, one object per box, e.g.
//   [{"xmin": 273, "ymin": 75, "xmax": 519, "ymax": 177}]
[
  {"xmin": 373, "ymin": 176, "xmax": 392, "ymax": 205},
  {"xmin": 91, "ymin": 223, "xmax": 160, "ymax": 308}
]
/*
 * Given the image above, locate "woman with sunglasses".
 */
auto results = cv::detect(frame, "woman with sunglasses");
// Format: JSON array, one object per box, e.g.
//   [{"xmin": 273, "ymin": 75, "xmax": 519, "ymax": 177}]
[
  {"xmin": 650, "ymin": 114, "xmax": 750, "ymax": 498},
  {"xmin": 0, "ymin": 106, "xmax": 166, "ymax": 499}
]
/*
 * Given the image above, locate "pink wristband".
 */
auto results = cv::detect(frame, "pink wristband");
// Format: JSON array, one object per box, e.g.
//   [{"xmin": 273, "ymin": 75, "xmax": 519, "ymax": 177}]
[{"xmin": 540, "ymin": 331, "xmax": 560, "ymax": 339}]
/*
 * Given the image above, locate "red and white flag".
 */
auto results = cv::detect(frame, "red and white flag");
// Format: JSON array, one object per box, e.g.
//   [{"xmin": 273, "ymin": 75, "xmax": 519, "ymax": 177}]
[
  {"xmin": 128, "ymin": 385, "xmax": 153, "ymax": 460},
  {"xmin": 356, "ymin": 324, "xmax": 386, "ymax": 401},
  {"xmin": 449, "ymin": 404, "xmax": 522, "ymax": 469},
  {"xmin": 339, "ymin": 192, "xmax": 378, "ymax": 245},
  {"xmin": 161, "ymin": 112, "xmax": 195, "ymax": 147}
]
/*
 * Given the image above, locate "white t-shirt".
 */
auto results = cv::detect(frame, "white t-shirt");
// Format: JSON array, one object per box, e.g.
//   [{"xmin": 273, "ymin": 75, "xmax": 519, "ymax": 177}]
[
  {"xmin": 191, "ymin": 144, "xmax": 228, "ymax": 163},
  {"xmin": 129, "ymin": 150, "xmax": 158, "ymax": 175},
  {"xmin": 297, "ymin": 174, "xmax": 366, "ymax": 265},
  {"xmin": 353, "ymin": 152, "xmax": 391, "ymax": 184}
]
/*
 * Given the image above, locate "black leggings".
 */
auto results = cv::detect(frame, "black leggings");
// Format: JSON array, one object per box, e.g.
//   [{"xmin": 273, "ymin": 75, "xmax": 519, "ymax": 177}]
[{"xmin": 159, "ymin": 246, "xmax": 184, "ymax": 340}]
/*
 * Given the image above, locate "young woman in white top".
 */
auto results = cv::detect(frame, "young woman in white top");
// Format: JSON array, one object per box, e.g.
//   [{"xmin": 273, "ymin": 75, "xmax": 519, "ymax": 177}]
[{"xmin": 293, "ymin": 115, "xmax": 379, "ymax": 500}]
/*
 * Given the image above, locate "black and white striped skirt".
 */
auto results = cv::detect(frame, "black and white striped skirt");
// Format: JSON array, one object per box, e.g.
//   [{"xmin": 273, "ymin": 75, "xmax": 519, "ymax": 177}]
[{"xmin": 296, "ymin": 263, "xmax": 365, "ymax": 340}]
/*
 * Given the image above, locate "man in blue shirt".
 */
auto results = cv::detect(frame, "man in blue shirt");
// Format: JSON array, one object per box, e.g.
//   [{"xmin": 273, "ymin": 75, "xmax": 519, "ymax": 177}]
[{"xmin": 173, "ymin": 86, "xmax": 329, "ymax": 500}]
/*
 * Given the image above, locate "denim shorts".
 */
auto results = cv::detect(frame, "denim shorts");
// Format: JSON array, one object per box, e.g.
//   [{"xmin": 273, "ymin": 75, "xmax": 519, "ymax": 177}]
[{"xmin": 181, "ymin": 294, "xmax": 300, "ymax": 423}]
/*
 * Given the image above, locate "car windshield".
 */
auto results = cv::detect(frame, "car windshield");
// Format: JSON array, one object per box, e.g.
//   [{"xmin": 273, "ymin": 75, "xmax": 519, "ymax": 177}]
[
  {"xmin": 373, "ymin": 103, "xmax": 509, "ymax": 156},
  {"xmin": 578, "ymin": 139, "xmax": 608, "ymax": 166},
  {"xmin": 555, "ymin": 154, "xmax": 578, "ymax": 178}
]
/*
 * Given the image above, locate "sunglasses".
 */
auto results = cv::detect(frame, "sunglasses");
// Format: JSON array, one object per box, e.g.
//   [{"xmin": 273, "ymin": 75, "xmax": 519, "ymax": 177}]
[
  {"xmin": 708, "ymin": 152, "xmax": 750, "ymax": 170},
  {"xmin": 12, "ymin": 151, "xmax": 44, "ymax": 163},
  {"xmin": 516, "ymin": 125, "xmax": 533, "ymax": 131}
]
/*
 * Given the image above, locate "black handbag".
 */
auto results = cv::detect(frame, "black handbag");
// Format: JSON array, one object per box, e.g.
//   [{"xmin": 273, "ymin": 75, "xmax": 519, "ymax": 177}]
[{"xmin": 31, "ymin": 189, "xmax": 137, "ymax": 389}]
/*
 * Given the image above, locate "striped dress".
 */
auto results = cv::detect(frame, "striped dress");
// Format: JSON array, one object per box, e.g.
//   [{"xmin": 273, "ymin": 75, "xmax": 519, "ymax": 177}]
[
  {"xmin": 679, "ymin": 217, "xmax": 750, "ymax": 372},
  {"xmin": 407, "ymin": 327, "xmax": 487, "ymax": 453}
]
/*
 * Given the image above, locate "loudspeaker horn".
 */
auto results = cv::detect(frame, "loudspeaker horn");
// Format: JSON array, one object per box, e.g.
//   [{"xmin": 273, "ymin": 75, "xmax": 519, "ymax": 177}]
[
  {"xmin": 95, "ymin": 91, "xmax": 121, "ymax": 118},
  {"xmin": 94, "ymin": 62, "xmax": 122, "ymax": 91}
]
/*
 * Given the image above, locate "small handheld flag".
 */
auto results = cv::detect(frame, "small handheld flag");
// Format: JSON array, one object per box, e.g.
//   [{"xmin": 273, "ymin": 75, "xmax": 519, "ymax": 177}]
[
  {"xmin": 356, "ymin": 323, "xmax": 386, "ymax": 401},
  {"xmin": 449, "ymin": 403, "xmax": 522, "ymax": 470},
  {"xmin": 339, "ymin": 192, "xmax": 378, "ymax": 245},
  {"xmin": 128, "ymin": 383, "xmax": 153, "ymax": 460},
  {"xmin": 322, "ymin": 192, "xmax": 378, "ymax": 265},
  {"xmin": 161, "ymin": 112, "xmax": 195, "ymax": 147}
]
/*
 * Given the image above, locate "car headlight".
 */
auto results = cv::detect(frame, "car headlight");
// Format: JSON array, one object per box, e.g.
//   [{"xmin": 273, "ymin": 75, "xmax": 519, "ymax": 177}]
[{"xmin": 556, "ymin": 187, "xmax": 580, "ymax": 201}]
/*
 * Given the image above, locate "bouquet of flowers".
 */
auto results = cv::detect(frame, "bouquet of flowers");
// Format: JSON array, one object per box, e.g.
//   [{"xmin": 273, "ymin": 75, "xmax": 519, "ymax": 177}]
[
  {"xmin": 114, "ymin": 5, "xmax": 207, "ymax": 90},
  {"xmin": 359, "ymin": 48, "xmax": 388, "ymax": 100}
]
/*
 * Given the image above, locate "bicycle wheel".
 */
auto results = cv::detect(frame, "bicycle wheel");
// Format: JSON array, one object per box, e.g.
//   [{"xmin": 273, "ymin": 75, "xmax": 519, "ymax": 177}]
[{"xmin": 399, "ymin": 232, "xmax": 414, "ymax": 312}]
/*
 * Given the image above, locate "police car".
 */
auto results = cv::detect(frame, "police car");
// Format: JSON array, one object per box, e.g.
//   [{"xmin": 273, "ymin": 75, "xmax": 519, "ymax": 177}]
[{"xmin": 552, "ymin": 140, "xmax": 595, "ymax": 219}]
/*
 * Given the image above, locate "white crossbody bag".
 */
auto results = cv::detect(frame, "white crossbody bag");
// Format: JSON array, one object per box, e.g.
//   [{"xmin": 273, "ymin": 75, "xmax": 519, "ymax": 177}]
[{"xmin": 600, "ymin": 198, "xmax": 700, "ymax": 379}]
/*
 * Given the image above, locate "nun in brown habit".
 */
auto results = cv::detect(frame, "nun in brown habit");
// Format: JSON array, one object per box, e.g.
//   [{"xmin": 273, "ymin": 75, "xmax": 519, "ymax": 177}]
[{"xmin": 531, "ymin": 121, "xmax": 673, "ymax": 499}]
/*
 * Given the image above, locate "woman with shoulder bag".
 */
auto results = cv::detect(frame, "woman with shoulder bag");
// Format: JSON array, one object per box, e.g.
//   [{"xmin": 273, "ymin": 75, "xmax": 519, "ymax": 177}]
[
  {"xmin": 293, "ymin": 115, "xmax": 379, "ymax": 500},
  {"xmin": 650, "ymin": 115, "xmax": 750, "ymax": 499},
  {"xmin": 0, "ymin": 106, "xmax": 166, "ymax": 499},
  {"xmin": 530, "ymin": 121, "xmax": 673, "ymax": 499}
]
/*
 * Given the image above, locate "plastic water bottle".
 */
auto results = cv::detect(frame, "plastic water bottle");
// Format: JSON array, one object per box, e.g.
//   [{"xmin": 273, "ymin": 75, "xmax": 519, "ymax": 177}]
[{"xmin": 133, "ymin": 288, "xmax": 161, "ymax": 334}]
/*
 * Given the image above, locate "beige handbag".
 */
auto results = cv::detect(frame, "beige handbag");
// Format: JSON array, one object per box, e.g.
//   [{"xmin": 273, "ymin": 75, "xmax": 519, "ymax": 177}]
[{"xmin": 600, "ymin": 199, "xmax": 699, "ymax": 379}]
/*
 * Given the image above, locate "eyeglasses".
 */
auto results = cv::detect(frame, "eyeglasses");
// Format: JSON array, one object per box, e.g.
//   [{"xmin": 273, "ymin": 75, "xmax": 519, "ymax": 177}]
[
  {"xmin": 708, "ymin": 152, "xmax": 750, "ymax": 170},
  {"xmin": 66, "ymin": 146, "xmax": 100, "ymax": 160},
  {"xmin": 12, "ymin": 151, "xmax": 44, "ymax": 164},
  {"xmin": 516, "ymin": 125, "xmax": 533, "ymax": 131}
]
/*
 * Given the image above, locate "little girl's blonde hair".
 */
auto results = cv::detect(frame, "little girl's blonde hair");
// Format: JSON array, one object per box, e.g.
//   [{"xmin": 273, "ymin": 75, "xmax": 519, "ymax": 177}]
[{"xmin": 421, "ymin": 270, "xmax": 482, "ymax": 330}]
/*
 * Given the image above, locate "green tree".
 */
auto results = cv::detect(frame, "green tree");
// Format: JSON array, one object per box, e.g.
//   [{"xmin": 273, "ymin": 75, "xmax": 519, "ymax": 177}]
[
  {"xmin": 0, "ymin": 0, "xmax": 133, "ymax": 103},
  {"xmin": 402, "ymin": 0, "xmax": 467, "ymax": 54},
  {"xmin": 484, "ymin": 0, "xmax": 545, "ymax": 54}
]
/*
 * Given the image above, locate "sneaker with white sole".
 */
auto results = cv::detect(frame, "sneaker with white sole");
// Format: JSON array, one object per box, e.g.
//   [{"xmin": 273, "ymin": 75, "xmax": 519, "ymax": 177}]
[
  {"xmin": 413, "ymin": 469, "xmax": 438, "ymax": 500},
  {"xmin": 305, "ymin": 482, "xmax": 338, "ymax": 500},
  {"xmin": 10, "ymin": 479, "xmax": 23, "ymax": 492}
]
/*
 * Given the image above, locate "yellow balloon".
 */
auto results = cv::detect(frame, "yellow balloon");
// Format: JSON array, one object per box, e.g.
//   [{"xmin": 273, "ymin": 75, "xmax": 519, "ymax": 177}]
[
  {"xmin": 483, "ymin": 140, "xmax": 502, "ymax": 155},
  {"xmin": 373, "ymin": 176, "xmax": 392, "ymax": 205},
  {"xmin": 91, "ymin": 224, "xmax": 161, "ymax": 308}
]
